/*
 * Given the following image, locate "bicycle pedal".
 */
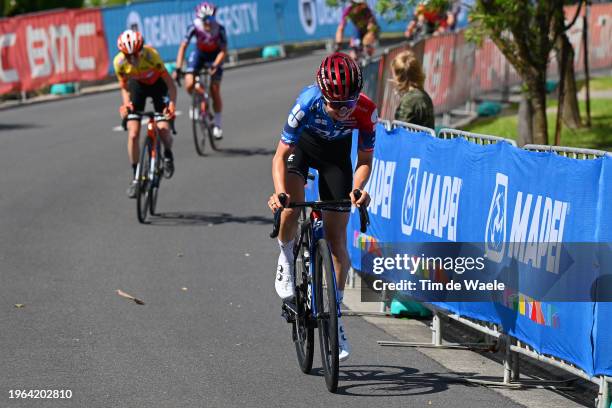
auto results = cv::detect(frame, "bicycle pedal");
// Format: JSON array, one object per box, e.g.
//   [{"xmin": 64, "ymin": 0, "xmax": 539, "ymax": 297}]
[
  {"xmin": 281, "ymin": 301, "xmax": 297, "ymax": 322},
  {"xmin": 281, "ymin": 307, "xmax": 294, "ymax": 323}
]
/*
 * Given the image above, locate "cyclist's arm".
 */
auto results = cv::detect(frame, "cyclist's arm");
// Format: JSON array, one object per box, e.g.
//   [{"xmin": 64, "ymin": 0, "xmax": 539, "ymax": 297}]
[
  {"xmin": 353, "ymin": 149, "xmax": 373, "ymax": 191},
  {"xmin": 213, "ymin": 27, "xmax": 228, "ymax": 68},
  {"xmin": 118, "ymin": 78, "xmax": 131, "ymax": 106},
  {"xmin": 175, "ymin": 42, "xmax": 189, "ymax": 70},
  {"xmin": 335, "ymin": 21, "xmax": 346, "ymax": 45},
  {"xmin": 212, "ymin": 45, "xmax": 227, "ymax": 69},
  {"xmin": 161, "ymin": 71, "xmax": 177, "ymax": 104},
  {"xmin": 176, "ymin": 26, "xmax": 195, "ymax": 69},
  {"xmin": 272, "ymin": 141, "xmax": 294, "ymax": 197}
]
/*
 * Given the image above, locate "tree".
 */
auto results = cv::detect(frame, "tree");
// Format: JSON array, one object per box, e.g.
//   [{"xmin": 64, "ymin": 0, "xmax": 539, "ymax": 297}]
[
  {"xmin": 376, "ymin": 0, "xmax": 584, "ymax": 146},
  {"xmin": 5, "ymin": 0, "xmax": 83, "ymax": 16}
]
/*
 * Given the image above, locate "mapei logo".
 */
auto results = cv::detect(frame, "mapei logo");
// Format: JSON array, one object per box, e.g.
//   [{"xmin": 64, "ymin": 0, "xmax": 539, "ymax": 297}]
[
  {"xmin": 485, "ymin": 173, "xmax": 570, "ymax": 274},
  {"xmin": 298, "ymin": 0, "xmax": 316, "ymax": 35},
  {"xmin": 364, "ymin": 158, "xmax": 396, "ymax": 219},
  {"xmin": 126, "ymin": 11, "xmax": 142, "ymax": 32},
  {"xmin": 484, "ymin": 173, "xmax": 508, "ymax": 262},
  {"xmin": 401, "ymin": 158, "xmax": 462, "ymax": 241}
]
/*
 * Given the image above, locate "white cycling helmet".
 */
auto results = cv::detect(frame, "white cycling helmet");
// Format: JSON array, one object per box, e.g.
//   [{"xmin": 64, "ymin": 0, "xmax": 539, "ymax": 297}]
[{"xmin": 195, "ymin": 2, "xmax": 217, "ymax": 20}]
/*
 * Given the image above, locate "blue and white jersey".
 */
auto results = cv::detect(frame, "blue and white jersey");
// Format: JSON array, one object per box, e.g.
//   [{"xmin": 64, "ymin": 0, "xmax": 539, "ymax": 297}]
[{"xmin": 281, "ymin": 85, "xmax": 377, "ymax": 152}]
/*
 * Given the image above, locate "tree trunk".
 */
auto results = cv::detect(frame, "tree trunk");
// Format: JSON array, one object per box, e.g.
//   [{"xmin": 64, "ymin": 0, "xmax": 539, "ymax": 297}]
[
  {"xmin": 518, "ymin": 93, "xmax": 534, "ymax": 146},
  {"xmin": 530, "ymin": 76, "xmax": 549, "ymax": 145},
  {"xmin": 559, "ymin": 33, "xmax": 581, "ymax": 129}
]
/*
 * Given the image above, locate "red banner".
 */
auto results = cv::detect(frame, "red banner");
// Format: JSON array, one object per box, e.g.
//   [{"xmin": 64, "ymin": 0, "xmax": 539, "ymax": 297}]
[{"xmin": 0, "ymin": 8, "xmax": 108, "ymax": 94}]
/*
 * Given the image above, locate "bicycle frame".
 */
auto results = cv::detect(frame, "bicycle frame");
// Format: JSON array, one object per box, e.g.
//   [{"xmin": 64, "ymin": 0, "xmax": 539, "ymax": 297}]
[{"xmin": 303, "ymin": 209, "xmax": 341, "ymax": 321}]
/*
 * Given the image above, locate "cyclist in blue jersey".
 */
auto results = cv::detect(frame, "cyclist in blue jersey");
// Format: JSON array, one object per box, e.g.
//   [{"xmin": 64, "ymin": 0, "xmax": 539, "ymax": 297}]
[
  {"xmin": 174, "ymin": 2, "xmax": 227, "ymax": 139},
  {"xmin": 268, "ymin": 53, "xmax": 377, "ymax": 362}
]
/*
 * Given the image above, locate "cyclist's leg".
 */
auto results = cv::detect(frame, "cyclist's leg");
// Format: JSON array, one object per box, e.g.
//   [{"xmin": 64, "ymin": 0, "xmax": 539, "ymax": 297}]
[
  {"xmin": 312, "ymin": 134, "xmax": 353, "ymax": 291},
  {"xmin": 184, "ymin": 50, "xmax": 203, "ymax": 94},
  {"xmin": 275, "ymin": 146, "xmax": 309, "ymax": 299},
  {"xmin": 127, "ymin": 79, "xmax": 144, "ymax": 172},
  {"xmin": 363, "ymin": 24, "xmax": 379, "ymax": 56},
  {"xmin": 210, "ymin": 70, "xmax": 223, "ymax": 130},
  {"xmin": 319, "ymin": 155, "xmax": 353, "ymax": 361},
  {"xmin": 151, "ymin": 79, "xmax": 173, "ymax": 151}
]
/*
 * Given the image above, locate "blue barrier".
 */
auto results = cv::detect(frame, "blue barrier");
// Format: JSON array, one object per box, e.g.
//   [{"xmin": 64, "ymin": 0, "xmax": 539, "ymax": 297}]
[
  {"xmin": 102, "ymin": 0, "xmax": 275, "ymax": 71},
  {"xmin": 101, "ymin": 0, "xmax": 408, "ymax": 73},
  {"xmin": 308, "ymin": 124, "xmax": 612, "ymax": 377}
]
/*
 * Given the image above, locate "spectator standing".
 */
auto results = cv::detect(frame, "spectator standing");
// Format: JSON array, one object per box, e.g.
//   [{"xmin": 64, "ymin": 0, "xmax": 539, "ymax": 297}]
[{"xmin": 391, "ymin": 50, "xmax": 435, "ymax": 128}]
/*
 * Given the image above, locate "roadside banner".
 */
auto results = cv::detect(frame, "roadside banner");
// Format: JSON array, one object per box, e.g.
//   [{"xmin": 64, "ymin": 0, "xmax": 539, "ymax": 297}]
[{"xmin": 0, "ymin": 8, "xmax": 108, "ymax": 93}]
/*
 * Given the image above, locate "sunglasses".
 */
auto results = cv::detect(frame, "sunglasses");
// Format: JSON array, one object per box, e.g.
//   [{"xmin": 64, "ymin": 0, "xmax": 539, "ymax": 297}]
[{"xmin": 324, "ymin": 98, "xmax": 357, "ymax": 111}]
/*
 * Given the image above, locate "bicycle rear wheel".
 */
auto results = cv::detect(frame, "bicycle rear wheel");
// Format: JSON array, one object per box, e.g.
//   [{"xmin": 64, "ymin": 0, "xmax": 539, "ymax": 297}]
[
  {"xmin": 136, "ymin": 137, "xmax": 153, "ymax": 223},
  {"xmin": 192, "ymin": 93, "xmax": 205, "ymax": 156},
  {"xmin": 293, "ymin": 212, "xmax": 314, "ymax": 373},
  {"xmin": 314, "ymin": 238, "xmax": 339, "ymax": 392}
]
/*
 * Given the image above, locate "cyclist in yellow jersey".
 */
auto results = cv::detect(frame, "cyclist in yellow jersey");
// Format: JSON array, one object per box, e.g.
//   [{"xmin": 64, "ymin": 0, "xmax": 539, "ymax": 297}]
[{"xmin": 114, "ymin": 30, "xmax": 178, "ymax": 198}]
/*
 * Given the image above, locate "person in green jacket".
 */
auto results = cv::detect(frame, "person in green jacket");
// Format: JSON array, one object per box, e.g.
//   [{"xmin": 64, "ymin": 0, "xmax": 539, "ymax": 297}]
[{"xmin": 391, "ymin": 50, "xmax": 435, "ymax": 129}]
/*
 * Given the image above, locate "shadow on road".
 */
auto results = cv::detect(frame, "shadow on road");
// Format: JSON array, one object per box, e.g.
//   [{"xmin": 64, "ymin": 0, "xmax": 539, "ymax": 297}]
[
  {"xmin": 214, "ymin": 147, "xmax": 275, "ymax": 157},
  {"xmin": 310, "ymin": 365, "xmax": 476, "ymax": 397},
  {"xmin": 0, "ymin": 123, "xmax": 40, "ymax": 131},
  {"xmin": 149, "ymin": 211, "xmax": 273, "ymax": 226}
]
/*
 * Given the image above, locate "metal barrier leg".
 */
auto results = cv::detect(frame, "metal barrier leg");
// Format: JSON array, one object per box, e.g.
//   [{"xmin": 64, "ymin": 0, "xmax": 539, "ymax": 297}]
[
  {"xmin": 348, "ymin": 267, "xmax": 356, "ymax": 289},
  {"xmin": 432, "ymin": 312, "xmax": 442, "ymax": 346},
  {"xmin": 503, "ymin": 335, "xmax": 512, "ymax": 384},
  {"xmin": 597, "ymin": 376, "xmax": 610, "ymax": 408},
  {"xmin": 377, "ymin": 311, "xmax": 496, "ymax": 350},
  {"xmin": 379, "ymin": 288, "xmax": 388, "ymax": 313},
  {"xmin": 511, "ymin": 344, "xmax": 520, "ymax": 382}
]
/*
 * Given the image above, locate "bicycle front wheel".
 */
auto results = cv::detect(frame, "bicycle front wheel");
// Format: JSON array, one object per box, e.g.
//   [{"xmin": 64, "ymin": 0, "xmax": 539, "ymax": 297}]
[
  {"xmin": 149, "ymin": 138, "xmax": 162, "ymax": 216},
  {"xmin": 314, "ymin": 238, "xmax": 339, "ymax": 392},
  {"xmin": 192, "ymin": 94, "xmax": 205, "ymax": 156},
  {"xmin": 293, "ymin": 216, "xmax": 314, "ymax": 373},
  {"xmin": 136, "ymin": 137, "xmax": 153, "ymax": 223},
  {"xmin": 205, "ymin": 96, "xmax": 220, "ymax": 152}
]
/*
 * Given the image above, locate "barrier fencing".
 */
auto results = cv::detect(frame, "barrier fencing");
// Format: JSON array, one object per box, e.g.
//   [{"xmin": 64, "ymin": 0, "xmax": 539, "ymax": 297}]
[
  {"xmin": 372, "ymin": 3, "xmax": 612, "ymax": 121},
  {"xmin": 346, "ymin": 123, "xmax": 611, "ymax": 408}
]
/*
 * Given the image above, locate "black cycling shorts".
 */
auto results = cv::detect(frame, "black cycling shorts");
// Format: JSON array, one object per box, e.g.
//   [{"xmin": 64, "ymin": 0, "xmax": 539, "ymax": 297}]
[
  {"xmin": 287, "ymin": 131, "xmax": 353, "ymax": 209},
  {"xmin": 127, "ymin": 78, "xmax": 169, "ymax": 120}
]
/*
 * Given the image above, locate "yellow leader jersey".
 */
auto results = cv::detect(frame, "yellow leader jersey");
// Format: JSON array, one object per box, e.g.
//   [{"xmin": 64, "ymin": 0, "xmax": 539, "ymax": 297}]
[{"xmin": 113, "ymin": 46, "xmax": 166, "ymax": 85}]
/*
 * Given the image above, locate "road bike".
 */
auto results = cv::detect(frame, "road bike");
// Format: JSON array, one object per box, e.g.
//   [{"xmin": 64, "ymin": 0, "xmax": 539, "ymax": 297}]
[
  {"xmin": 177, "ymin": 67, "xmax": 219, "ymax": 155},
  {"xmin": 123, "ymin": 111, "xmax": 176, "ymax": 223},
  {"xmin": 270, "ymin": 189, "xmax": 369, "ymax": 392}
]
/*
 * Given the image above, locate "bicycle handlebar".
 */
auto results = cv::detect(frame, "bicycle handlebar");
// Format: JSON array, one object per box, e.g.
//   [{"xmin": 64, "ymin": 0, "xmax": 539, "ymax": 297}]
[
  {"xmin": 174, "ymin": 67, "xmax": 213, "ymax": 86},
  {"xmin": 121, "ymin": 111, "xmax": 176, "ymax": 135},
  {"xmin": 269, "ymin": 189, "xmax": 370, "ymax": 239}
]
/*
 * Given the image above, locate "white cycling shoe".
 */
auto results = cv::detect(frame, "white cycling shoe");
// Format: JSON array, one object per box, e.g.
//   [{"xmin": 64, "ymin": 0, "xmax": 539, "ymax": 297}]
[
  {"xmin": 275, "ymin": 261, "xmax": 295, "ymax": 300},
  {"xmin": 338, "ymin": 318, "xmax": 351, "ymax": 362},
  {"xmin": 212, "ymin": 125, "xmax": 223, "ymax": 140}
]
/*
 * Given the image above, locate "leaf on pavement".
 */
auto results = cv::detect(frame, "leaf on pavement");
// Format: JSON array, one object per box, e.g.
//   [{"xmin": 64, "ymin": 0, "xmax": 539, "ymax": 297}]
[
  {"xmin": 14, "ymin": 304, "xmax": 25, "ymax": 308},
  {"xmin": 116, "ymin": 289, "xmax": 145, "ymax": 305}
]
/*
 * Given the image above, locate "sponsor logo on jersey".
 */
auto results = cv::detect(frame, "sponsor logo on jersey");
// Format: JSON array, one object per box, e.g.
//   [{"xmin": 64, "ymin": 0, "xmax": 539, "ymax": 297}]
[{"xmin": 288, "ymin": 104, "xmax": 305, "ymax": 128}]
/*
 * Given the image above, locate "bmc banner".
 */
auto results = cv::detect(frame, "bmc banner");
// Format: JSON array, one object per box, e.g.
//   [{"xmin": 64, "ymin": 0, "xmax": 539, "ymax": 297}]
[
  {"xmin": 0, "ymin": 9, "xmax": 108, "ymax": 94},
  {"xmin": 341, "ymin": 125, "xmax": 612, "ymax": 376}
]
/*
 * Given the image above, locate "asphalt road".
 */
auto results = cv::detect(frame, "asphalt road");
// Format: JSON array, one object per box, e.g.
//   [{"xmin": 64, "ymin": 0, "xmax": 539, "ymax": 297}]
[{"xmin": 0, "ymin": 52, "xmax": 523, "ymax": 408}]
